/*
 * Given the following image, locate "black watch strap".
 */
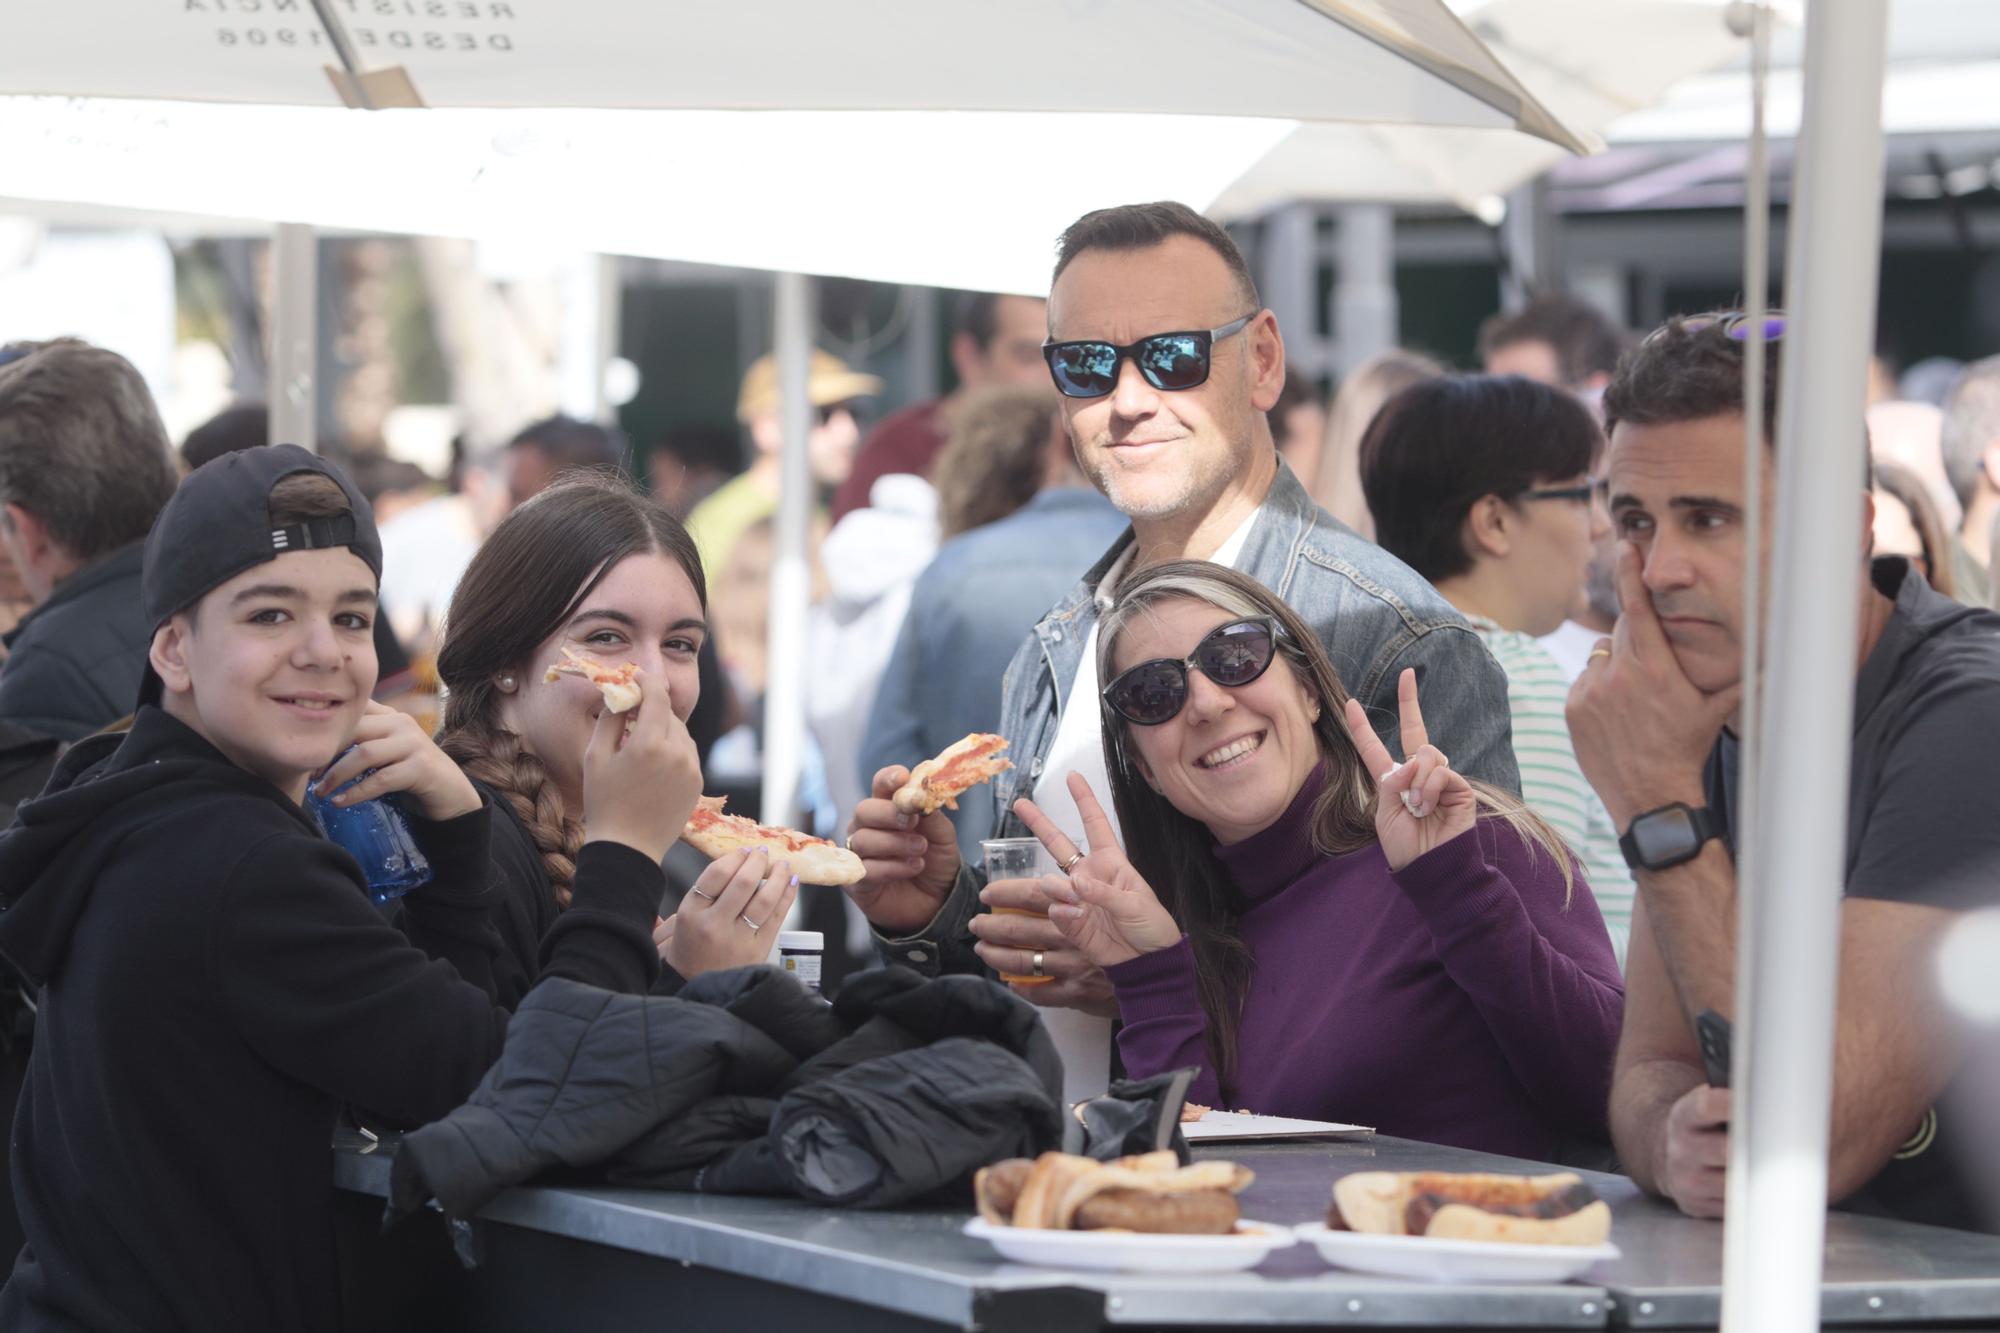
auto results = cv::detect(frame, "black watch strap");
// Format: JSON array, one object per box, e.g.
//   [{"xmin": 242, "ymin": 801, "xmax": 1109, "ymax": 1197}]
[{"xmin": 1619, "ymin": 802, "xmax": 1724, "ymax": 872}]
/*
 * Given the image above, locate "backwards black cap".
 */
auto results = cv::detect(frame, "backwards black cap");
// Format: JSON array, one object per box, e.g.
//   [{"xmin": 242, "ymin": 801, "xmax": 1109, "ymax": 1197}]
[{"xmin": 137, "ymin": 444, "xmax": 383, "ymax": 707}]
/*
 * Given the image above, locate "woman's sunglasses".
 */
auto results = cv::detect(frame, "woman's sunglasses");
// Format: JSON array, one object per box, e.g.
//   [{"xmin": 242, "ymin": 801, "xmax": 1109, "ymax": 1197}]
[
  {"xmin": 1102, "ymin": 616, "xmax": 1283, "ymax": 726},
  {"xmin": 1042, "ymin": 312, "xmax": 1258, "ymax": 400}
]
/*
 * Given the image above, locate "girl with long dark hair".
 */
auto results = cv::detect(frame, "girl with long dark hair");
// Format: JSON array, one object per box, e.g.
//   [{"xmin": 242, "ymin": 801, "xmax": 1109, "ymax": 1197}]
[
  {"xmin": 1013, "ymin": 561, "xmax": 1623, "ymax": 1159},
  {"xmin": 434, "ymin": 473, "xmax": 796, "ymax": 1002}
]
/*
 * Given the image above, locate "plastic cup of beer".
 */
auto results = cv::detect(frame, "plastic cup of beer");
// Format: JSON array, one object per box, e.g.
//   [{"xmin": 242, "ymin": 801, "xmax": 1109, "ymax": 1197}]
[{"xmin": 980, "ymin": 836, "xmax": 1057, "ymax": 986}]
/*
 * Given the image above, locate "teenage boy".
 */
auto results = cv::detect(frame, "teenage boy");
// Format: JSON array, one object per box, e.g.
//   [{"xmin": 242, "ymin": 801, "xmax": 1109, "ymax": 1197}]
[{"xmin": 0, "ymin": 446, "xmax": 673, "ymax": 1332}]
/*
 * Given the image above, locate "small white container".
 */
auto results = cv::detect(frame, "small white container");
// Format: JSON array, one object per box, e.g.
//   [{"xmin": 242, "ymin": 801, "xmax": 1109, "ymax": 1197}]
[{"xmin": 777, "ymin": 930, "xmax": 824, "ymax": 992}]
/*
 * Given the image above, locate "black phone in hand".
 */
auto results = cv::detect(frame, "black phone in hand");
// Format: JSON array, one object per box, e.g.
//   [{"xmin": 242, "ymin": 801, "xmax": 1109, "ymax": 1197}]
[{"xmin": 1696, "ymin": 1010, "xmax": 1733, "ymax": 1089}]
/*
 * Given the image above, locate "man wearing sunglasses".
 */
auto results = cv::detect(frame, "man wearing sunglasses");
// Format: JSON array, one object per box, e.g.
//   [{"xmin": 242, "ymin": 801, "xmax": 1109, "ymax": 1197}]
[
  {"xmin": 1572, "ymin": 313, "xmax": 2000, "ymax": 1232},
  {"xmin": 845, "ymin": 201, "xmax": 1517, "ymax": 1019}
]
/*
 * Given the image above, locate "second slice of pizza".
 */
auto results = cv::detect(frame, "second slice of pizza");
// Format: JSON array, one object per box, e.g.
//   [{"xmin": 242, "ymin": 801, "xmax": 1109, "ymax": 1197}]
[{"xmin": 892, "ymin": 733, "xmax": 1012, "ymax": 815}]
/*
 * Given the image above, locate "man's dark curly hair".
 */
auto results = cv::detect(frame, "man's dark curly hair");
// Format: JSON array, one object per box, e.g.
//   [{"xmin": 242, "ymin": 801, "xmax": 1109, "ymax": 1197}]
[{"xmin": 1602, "ymin": 313, "xmax": 1783, "ymax": 447}]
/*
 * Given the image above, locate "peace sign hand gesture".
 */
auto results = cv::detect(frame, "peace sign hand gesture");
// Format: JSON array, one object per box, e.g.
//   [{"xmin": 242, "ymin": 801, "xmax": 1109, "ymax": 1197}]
[
  {"xmin": 1009, "ymin": 772, "xmax": 1181, "ymax": 969},
  {"xmin": 1342, "ymin": 668, "xmax": 1478, "ymax": 872}
]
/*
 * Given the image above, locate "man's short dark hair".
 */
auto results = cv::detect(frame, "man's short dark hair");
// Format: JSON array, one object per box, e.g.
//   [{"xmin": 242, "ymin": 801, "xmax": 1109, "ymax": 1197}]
[
  {"xmin": 1052, "ymin": 201, "xmax": 1260, "ymax": 310},
  {"xmin": 1479, "ymin": 294, "xmax": 1628, "ymax": 389},
  {"xmin": 182, "ymin": 403, "xmax": 270, "ymax": 472},
  {"xmin": 0, "ymin": 338, "xmax": 179, "ymax": 561},
  {"xmin": 1360, "ymin": 374, "xmax": 1603, "ymax": 584},
  {"xmin": 1602, "ymin": 314, "xmax": 1784, "ymax": 447},
  {"xmin": 1941, "ymin": 355, "xmax": 2000, "ymax": 511},
  {"xmin": 505, "ymin": 415, "xmax": 624, "ymax": 476},
  {"xmin": 656, "ymin": 422, "xmax": 743, "ymax": 476}
]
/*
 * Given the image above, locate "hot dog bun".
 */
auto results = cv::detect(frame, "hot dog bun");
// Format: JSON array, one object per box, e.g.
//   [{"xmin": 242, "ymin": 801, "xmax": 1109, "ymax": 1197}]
[{"xmin": 1329, "ymin": 1170, "xmax": 1610, "ymax": 1247}]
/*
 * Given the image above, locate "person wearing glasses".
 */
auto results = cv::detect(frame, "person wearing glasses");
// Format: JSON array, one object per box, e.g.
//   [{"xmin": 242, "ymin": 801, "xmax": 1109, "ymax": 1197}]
[
  {"xmin": 1358, "ymin": 374, "xmax": 1636, "ymax": 967},
  {"xmin": 1010, "ymin": 560, "xmax": 1620, "ymax": 1156},
  {"xmin": 844, "ymin": 200, "xmax": 1519, "ymax": 1025},
  {"xmin": 1572, "ymin": 314, "xmax": 2000, "ymax": 1231}
]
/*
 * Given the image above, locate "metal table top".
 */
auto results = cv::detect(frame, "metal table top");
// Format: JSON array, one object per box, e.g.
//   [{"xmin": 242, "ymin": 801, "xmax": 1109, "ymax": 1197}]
[{"xmin": 334, "ymin": 1131, "xmax": 2000, "ymax": 1329}]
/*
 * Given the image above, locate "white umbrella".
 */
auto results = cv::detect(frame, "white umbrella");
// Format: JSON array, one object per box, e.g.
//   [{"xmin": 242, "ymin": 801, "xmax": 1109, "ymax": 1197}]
[
  {"xmin": 4, "ymin": 0, "xmax": 1583, "ymax": 145},
  {"xmin": 0, "ymin": 99, "xmax": 1297, "ymax": 295},
  {"xmin": 1211, "ymin": 0, "xmax": 1756, "ymax": 217}
]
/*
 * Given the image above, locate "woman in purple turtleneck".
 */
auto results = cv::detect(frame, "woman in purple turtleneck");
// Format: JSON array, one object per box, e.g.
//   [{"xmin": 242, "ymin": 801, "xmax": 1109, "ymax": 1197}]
[{"xmin": 1016, "ymin": 560, "xmax": 1624, "ymax": 1160}]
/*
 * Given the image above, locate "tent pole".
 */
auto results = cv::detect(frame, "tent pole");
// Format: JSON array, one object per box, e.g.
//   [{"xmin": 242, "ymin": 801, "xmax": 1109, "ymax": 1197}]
[
  {"xmin": 1261, "ymin": 204, "xmax": 1324, "ymax": 381},
  {"xmin": 269, "ymin": 222, "xmax": 317, "ymax": 453},
  {"xmin": 1333, "ymin": 203, "xmax": 1398, "ymax": 379},
  {"xmin": 761, "ymin": 271, "xmax": 815, "ymax": 833},
  {"xmin": 1720, "ymin": 2, "xmax": 1774, "ymax": 1325},
  {"xmin": 1725, "ymin": 3, "xmax": 1890, "ymax": 1330}
]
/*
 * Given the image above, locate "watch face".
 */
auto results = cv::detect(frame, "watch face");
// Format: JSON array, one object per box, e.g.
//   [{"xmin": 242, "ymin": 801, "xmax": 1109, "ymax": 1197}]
[{"xmin": 1631, "ymin": 806, "xmax": 1702, "ymax": 867}]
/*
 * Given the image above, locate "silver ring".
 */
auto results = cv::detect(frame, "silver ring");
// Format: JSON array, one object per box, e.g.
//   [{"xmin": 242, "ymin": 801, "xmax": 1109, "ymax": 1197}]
[
  {"xmin": 1058, "ymin": 850, "xmax": 1084, "ymax": 874},
  {"xmin": 687, "ymin": 888, "xmax": 716, "ymax": 904},
  {"xmin": 741, "ymin": 915, "xmax": 764, "ymax": 932},
  {"xmin": 844, "ymin": 833, "xmax": 858, "ymax": 852},
  {"xmin": 1031, "ymin": 951, "xmax": 1046, "ymax": 978}
]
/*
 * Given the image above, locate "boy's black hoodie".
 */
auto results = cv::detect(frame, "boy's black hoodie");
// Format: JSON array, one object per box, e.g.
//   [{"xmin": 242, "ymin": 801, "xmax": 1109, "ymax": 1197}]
[{"xmin": 0, "ymin": 706, "xmax": 661, "ymax": 1332}]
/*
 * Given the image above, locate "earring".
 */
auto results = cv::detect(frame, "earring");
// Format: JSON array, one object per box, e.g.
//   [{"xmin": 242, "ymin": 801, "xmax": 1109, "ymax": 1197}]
[{"xmin": 497, "ymin": 675, "xmax": 517, "ymax": 693}]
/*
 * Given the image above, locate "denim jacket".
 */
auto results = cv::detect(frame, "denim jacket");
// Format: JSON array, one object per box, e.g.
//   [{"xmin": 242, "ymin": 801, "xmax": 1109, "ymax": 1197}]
[{"xmin": 877, "ymin": 459, "xmax": 1519, "ymax": 978}]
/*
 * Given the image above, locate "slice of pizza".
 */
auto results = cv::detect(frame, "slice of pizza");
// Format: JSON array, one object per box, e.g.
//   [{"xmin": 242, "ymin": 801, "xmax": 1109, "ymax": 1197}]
[
  {"xmin": 544, "ymin": 645, "xmax": 642, "ymax": 714},
  {"xmin": 892, "ymin": 733, "xmax": 1012, "ymax": 815},
  {"xmin": 681, "ymin": 795, "xmax": 865, "ymax": 886}
]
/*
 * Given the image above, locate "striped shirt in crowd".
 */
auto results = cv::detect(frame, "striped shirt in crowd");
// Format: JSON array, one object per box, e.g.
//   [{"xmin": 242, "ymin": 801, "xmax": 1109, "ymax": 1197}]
[{"xmin": 1468, "ymin": 618, "xmax": 1634, "ymax": 968}]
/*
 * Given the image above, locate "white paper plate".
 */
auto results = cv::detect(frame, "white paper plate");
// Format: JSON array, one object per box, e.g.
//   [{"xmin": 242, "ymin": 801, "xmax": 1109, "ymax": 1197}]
[
  {"xmin": 1181, "ymin": 1112, "xmax": 1373, "ymax": 1141},
  {"xmin": 962, "ymin": 1218, "xmax": 1295, "ymax": 1272},
  {"xmin": 1293, "ymin": 1223, "xmax": 1620, "ymax": 1284}
]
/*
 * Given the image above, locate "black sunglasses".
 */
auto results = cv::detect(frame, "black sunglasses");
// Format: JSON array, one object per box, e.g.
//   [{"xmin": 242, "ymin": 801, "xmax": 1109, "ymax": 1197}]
[
  {"xmin": 1102, "ymin": 617, "xmax": 1282, "ymax": 726},
  {"xmin": 1043, "ymin": 312, "xmax": 1258, "ymax": 399}
]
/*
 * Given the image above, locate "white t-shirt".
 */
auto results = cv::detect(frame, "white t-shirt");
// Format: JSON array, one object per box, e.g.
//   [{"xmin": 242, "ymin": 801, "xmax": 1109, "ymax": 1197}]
[
  {"xmin": 1030, "ymin": 508, "xmax": 1261, "ymax": 850},
  {"xmin": 1537, "ymin": 619, "xmax": 1608, "ymax": 685}
]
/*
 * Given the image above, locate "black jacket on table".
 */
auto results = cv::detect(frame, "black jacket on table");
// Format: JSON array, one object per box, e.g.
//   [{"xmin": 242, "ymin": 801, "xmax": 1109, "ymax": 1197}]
[
  {"xmin": 389, "ymin": 965, "xmax": 1067, "ymax": 1223},
  {"xmin": 0, "ymin": 543, "xmax": 150, "ymax": 742},
  {"xmin": 0, "ymin": 706, "xmax": 662, "ymax": 1333}
]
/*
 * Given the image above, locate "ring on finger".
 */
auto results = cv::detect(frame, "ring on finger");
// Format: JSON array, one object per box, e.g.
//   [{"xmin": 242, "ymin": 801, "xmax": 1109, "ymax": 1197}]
[
  {"xmin": 1030, "ymin": 950, "xmax": 1046, "ymax": 978},
  {"xmin": 844, "ymin": 833, "xmax": 857, "ymax": 852},
  {"xmin": 741, "ymin": 914, "xmax": 763, "ymax": 932},
  {"xmin": 687, "ymin": 888, "xmax": 716, "ymax": 904},
  {"xmin": 1058, "ymin": 850, "xmax": 1084, "ymax": 874},
  {"xmin": 1588, "ymin": 644, "xmax": 1613, "ymax": 663}
]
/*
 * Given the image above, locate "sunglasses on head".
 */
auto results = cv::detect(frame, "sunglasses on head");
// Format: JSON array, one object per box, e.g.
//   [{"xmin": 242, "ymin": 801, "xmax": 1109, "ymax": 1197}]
[
  {"xmin": 1102, "ymin": 616, "xmax": 1284, "ymax": 726},
  {"xmin": 1646, "ymin": 311, "xmax": 1786, "ymax": 346},
  {"xmin": 1043, "ymin": 312, "xmax": 1258, "ymax": 399}
]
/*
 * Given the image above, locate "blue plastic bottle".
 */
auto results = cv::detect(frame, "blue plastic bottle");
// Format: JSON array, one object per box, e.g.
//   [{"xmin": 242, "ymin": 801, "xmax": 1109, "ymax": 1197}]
[{"xmin": 306, "ymin": 758, "xmax": 433, "ymax": 905}]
